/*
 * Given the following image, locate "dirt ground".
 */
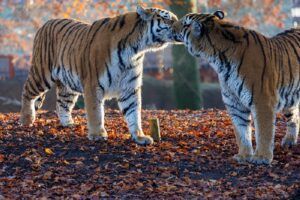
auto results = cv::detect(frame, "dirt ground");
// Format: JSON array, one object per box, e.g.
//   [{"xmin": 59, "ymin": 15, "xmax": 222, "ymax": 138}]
[{"xmin": 0, "ymin": 109, "xmax": 299, "ymax": 199}]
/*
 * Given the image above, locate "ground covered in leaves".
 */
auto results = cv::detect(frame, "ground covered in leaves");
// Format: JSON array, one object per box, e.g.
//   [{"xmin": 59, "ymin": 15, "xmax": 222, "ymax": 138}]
[{"xmin": 0, "ymin": 109, "xmax": 299, "ymax": 199}]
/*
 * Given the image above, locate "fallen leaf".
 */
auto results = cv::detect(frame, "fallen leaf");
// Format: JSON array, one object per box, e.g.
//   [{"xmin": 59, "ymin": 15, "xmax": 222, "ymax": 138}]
[
  {"xmin": 0, "ymin": 154, "xmax": 4, "ymax": 162},
  {"xmin": 44, "ymin": 148, "xmax": 54, "ymax": 155}
]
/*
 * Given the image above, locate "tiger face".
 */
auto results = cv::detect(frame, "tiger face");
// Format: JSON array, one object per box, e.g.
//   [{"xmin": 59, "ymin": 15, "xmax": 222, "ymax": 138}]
[
  {"xmin": 137, "ymin": 6, "xmax": 178, "ymax": 48},
  {"xmin": 172, "ymin": 11, "xmax": 225, "ymax": 56}
]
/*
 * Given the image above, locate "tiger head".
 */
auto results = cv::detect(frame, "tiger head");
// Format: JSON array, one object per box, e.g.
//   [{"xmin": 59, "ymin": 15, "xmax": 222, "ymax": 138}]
[
  {"xmin": 172, "ymin": 11, "xmax": 227, "ymax": 57},
  {"xmin": 136, "ymin": 5, "xmax": 178, "ymax": 49}
]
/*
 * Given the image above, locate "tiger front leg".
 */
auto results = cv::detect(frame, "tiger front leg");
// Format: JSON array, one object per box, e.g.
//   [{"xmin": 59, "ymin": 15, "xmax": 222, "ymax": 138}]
[
  {"xmin": 118, "ymin": 88, "xmax": 153, "ymax": 145},
  {"xmin": 251, "ymin": 102, "xmax": 276, "ymax": 165},
  {"xmin": 84, "ymin": 87, "xmax": 107, "ymax": 141},
  {"xmin": 282, "ymin": 105, "xmax": 299, "ymax": 147},
  {"xmin": 225, "ymin": 101, "xmax": 253, "ymax": 163}
]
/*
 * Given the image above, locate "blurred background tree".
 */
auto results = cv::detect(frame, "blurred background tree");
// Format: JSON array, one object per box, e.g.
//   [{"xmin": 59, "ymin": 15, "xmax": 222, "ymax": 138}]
[
  {"xmin": 170, "ymin": 0, "xmax": 202, "ymax": 110},
  {"xmin": 292, "ymin": 0, "xmax": 300, "ymax": 27}
]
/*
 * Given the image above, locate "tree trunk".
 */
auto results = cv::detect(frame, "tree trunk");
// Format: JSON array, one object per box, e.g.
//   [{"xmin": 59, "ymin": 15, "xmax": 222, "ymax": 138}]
[
  {"xmin": 170, "ymin": 0, "xmax": 202, "ymax": 110},
  {"xmin": 293, "ymin": 0, "xmax": 300, "ymax": 27}
]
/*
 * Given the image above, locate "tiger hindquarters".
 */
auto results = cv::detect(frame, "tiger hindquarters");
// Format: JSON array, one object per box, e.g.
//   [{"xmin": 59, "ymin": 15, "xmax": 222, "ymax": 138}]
[{"xmin": 282, "ymin": 105, "xmax": 300, "ymax": 147}]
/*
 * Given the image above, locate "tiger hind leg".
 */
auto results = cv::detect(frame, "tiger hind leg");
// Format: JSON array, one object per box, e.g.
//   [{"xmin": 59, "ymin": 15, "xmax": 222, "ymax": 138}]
[
  {"xmin": 35, "ymin": 93, "xmax": 46, "ymax": 110},
  {"xmin": 282, "ymin": 105, "xmax": 299, "ymax": 147},
  {"xmin": 20, "ymin": 69, "xmax": 52, "ymax": 125},
  {"xmin": 56, "ymin": 83, "xmax": 79, "ymax": 127}
]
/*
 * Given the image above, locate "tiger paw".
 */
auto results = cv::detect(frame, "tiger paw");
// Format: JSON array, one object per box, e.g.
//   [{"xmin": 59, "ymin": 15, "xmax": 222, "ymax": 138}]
[
  {"xmin": 133, "ymin": 135, "xmax": 154, "ymax": 145},
  {"xmin": 250, "ymin": 154, "xmax": 272, "ymax": 165},
  {"xmin": 19, "ymin": 114, "xmax": 35, "ymax": 126},
  {"xmin": 60, "ymin": 118, "xmax": 74, "ymax": 127},
  {"xmin": 233, "ymin": 153, "xmax": 252, "ymax": 163},
  {"xmin": 87, "ymin": 128, "xmax": 108, "ymax": 141},
  {"xmin": 281, "ymin": 135, "xmax": 297, "ymax": 148}
]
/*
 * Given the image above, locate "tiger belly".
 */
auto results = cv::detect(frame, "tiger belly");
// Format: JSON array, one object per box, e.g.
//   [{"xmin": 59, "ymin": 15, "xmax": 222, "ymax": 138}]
[
  {"xmin": 276, "ymin": 85, "xmax": 300, "ymax": 111},
  {"xmin": 52, "ymin": 67, "xmax": 83, "ymax": 93},
  {"xmin": 51, "ymin": 63, "xmax": 142, "ymax": 101}
]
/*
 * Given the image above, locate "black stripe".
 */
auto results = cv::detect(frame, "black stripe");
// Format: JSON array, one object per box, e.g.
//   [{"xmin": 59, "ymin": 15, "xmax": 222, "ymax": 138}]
[
  {"xmin": 220, "ymin": 23, "xmax": 235, "ymax": 28},
  {"xmin": 224, "ymin": 102, "xmax": 250, "ymax": 115},
  {"xmin": 249, "ymin": 30, "xmax": 259, "ymax": 44},
  {"xmin": 283, "ymin": 41, "xmax": 295, "ymax": 95},
  {"xmin": 284, "ymin": 113, "xmax": 293, "ymax": 119},
  {"xmin": 122, "ymin": 102, "xmax": 136, "ymax": 115},
  {"xmin": 243, "ymin": 31, "xmax": 250, "ymax": 47},
  {"xmin": 51, "ymin": 19, "xmax": 69, "ymax": 60},
  {"xmin": 57, "ymin": 99, "xmax": 70, "ymax": 112},
  {"xmin": 56, "ymin": 20, "xmax": 73, "ymax": 36},
  {"xmin": 118, "ymin": 89, "xmax": 137, "ymax": 102},
  {"xmin": 117, "ymin": 41, "xmax": 126, "ymax": 71},
  {"xmin": 125, "ymin": 108, "xmax": 136, "ymax": 117},
  {"xmin": 238, "ymin": 77, "xmax": 245, "ymax": 97},
  {"xmin": 285, "ymin": 37, "xmax": 300, "ymax": 63},
  {"xmin": 128, "ymin": 73, "xmax": 141, "ymax": 83},
  {"xmin": 84, "ymin": 18, "xmax": 110, "ymax": 80},
  {"xmin": 111, "ymin": 16, "xmax": 121, "ymax": 31},
  {"xmin": 121, "ymin": 16, "xmax": 142, "ymax": 46},
  {"xmin": 231, "ymin": 113, "xmax": 251, "ymax": 124},
  {"xmin": 72, "ymin": 26, "xmax": 86, "ymax": 76},
  {"xmin": 66, "ymin": 70, "xmax": 77, "ymax": 90},
  {"xmin": 25, "ymin": 84, "xmax": 38, "ymax": 97},
  {"xmin": 31, "ymin": 68, "xmax": 44, "ymax": 92},
  {"xmin": 36, "ymin": 26, "xmax": 51, "ymax": 91},
  {"xmin": 256, "ymin": 36, "xmax": 267, "ymax": 91},
  {"xmin": 59, "ymin": 23, "xmax": 81, "ymax": 67},
  {"xmin": 237, "ymin": 48, "xmax": 246, "ymax": 74},
  {"xmin": 41, "ymin": 72, "xmax": 51, "ymax": 90},
  {"xmin": 249, "ymin": 84, "xmax": 254, "ymax": 106},
  {"xmin": 27, "ymin": 78, "xmax": 40, "ymax": 95},
  {"xmin": 105, "ymin": 62, "xmax": 112, "ymax": 87},
  {"xmin": 62, "ymin": 99, "xmax": 74, "ymax": 104},
  {"xmin": 67, "ymin": 24, "xmax": 85, "ymax": 75},
  {"xmin": 98, "ymin": 83, "xmax": 105, "ymax": 94},
  {"xmin": 59, "ymin": 92, "xmax": 76, "ymax": 98},
  {"xmin": 119, "ymin": 15, "xmax": 126, "ymax": 29},
  {"xmin": 221, "ymin": 30, "xmax": 240, "ymax": 43}
]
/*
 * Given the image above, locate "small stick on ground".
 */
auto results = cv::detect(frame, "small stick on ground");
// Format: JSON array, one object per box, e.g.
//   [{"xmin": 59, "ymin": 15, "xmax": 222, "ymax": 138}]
[{"xmin": 149, "ymin": 118, "xmax": 161, "ymax": 142}]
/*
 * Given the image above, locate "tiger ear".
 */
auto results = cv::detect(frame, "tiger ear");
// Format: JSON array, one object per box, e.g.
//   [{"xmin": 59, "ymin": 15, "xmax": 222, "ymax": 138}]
[
  {"xmin": 136, "ymin": 5, "xmax": 153, "ymax": 21},
  {"xmin": 191, "ymin": 21, "xmax": 202, "ymax": 37},
  {"xmin": 213, "ymin": 10, "xmax": 225, "ymax": 20}
]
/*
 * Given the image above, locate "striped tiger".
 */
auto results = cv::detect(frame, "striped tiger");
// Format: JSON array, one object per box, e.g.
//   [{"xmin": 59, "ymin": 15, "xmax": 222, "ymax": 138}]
[
  {"xmin": 20, "ymin": 6, "xmax": 178, "ymax": 145},
  {"xmin": 172, "ymin": 11, "xmax": 300, "ymax": 164}
]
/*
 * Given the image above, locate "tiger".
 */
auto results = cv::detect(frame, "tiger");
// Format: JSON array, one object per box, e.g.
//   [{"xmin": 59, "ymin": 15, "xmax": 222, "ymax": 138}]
[
  {"xmin": 20, "ymin": 6, "xmax": 178, "ymax": 145},
  {"xmin": 172, "ymin": 11, "xmax": 300, "ymax": 164}
]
